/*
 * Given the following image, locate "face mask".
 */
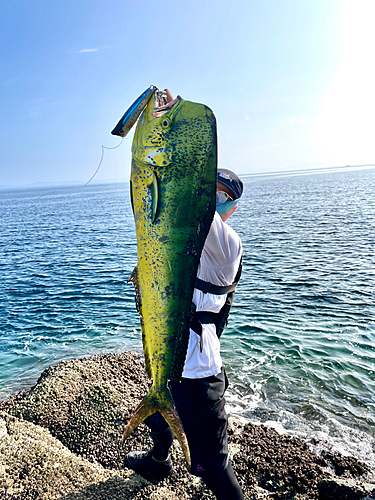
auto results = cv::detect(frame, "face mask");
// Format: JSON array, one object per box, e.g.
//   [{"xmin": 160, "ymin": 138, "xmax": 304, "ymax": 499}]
[{"xmin": 216, "ymin": 199, "xmax": 238, "ymax": 217}]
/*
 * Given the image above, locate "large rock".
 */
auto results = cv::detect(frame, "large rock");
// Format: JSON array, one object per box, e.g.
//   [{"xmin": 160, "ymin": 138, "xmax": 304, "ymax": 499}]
[
  {"xmin": 0, "ymin": 411, "xmax": 150, "ymax": 500},
  {"xmin": 1, "ymin": 352, "xmax": 150, "ymax": 469},
  {"xmin": 0, "ymin": 352, "xmax": 374, "ymax": 499}
]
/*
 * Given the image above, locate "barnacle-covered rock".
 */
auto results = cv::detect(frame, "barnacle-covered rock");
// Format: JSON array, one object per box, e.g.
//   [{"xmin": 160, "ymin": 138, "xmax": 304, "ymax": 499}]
[
  {"xmin": 2, "ymin": 352, "xmax": 150, "ymax": 469},
  {"xmin": 1, "ymin": 352, "xmax": 374, "ymax": 500},
  {"xmin": 0, "ymin": 412, "xmax": 149, "ymax": 500}
]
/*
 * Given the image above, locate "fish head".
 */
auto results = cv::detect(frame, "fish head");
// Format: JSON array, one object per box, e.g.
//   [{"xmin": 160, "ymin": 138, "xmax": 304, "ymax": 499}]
[
  {"xmin": 130, "ymin": 94, "xmax": 217, "ymax": 226},
  {"xmin": 131, "ymin": 95, "xmax": 180, "ymax": 167},
  {"xmin": 132, "ymin": 94, "xmax": 216, "ymax": 170}
]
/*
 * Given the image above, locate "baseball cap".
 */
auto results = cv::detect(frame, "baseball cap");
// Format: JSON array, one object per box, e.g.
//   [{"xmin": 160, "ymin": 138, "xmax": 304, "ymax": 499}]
[{"xmin": 217, "ymin": 169, "xmax": 243, "ymax": 200}]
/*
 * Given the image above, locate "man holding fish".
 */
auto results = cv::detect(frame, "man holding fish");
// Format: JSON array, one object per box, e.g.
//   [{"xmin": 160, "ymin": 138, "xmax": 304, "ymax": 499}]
[{"xmin": 113, "ymin": 87, "xmax": 244, "ymax": 499}]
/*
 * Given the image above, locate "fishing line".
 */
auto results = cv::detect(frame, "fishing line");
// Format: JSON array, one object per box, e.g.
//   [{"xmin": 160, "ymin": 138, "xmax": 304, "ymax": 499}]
[
  {"xmin": 82, "ymin": 139, "xmax": 124, "ymax": 187},
  {"xmin": 1, "ymin": 138, "xmax": 124, "ymax": 253}
]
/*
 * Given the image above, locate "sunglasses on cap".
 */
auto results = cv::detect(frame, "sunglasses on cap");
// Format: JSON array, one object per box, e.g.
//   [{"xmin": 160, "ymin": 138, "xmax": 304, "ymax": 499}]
[{"xmin": 216, "ymin": 191, "xmax": 234, "ymax": 203}]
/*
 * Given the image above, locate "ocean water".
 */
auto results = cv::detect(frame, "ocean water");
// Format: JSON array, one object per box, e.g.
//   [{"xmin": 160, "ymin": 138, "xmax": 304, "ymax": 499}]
[{"xmin": 1, "ymin": 168, "xmax": 374, "ymax": 470}]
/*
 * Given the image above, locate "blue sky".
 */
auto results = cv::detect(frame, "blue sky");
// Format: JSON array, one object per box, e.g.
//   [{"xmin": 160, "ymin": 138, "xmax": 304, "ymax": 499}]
[{"xmin": 1, "ymin": 0, "xmax": 374, "ymax": 187}]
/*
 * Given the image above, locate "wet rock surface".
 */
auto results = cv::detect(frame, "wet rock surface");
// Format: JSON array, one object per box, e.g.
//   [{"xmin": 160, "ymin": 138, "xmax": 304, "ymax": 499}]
[{"xmin": 0, "ymin": 352, "xmax": 374, "ymax": 499}]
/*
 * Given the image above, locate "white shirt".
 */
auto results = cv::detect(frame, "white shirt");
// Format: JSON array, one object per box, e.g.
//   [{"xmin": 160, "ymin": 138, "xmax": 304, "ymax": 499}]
[{"xmin": 182, "ymin": 212, "xmax": 243, "ymax": 379}]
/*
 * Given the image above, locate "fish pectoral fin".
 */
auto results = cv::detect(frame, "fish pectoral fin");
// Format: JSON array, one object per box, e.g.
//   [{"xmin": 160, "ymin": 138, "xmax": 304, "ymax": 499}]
[
  {"xmin": 130, "ymin": 179, "xmax": 135, "ymax": 215},
  {"xmin": 147, "ymin": 173, "xmax": 159, "ymax": 223}
]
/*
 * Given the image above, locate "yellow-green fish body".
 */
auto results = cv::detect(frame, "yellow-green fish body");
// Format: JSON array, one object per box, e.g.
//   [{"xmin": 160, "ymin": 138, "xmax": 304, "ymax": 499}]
[{"xmin": 122, "ymin": 94, "xmax": 217, "ymax": 468}]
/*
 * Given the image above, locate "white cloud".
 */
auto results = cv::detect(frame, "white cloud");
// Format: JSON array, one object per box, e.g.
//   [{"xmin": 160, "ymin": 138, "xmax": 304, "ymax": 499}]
[{"xmin": 79, "ymin": 48, "xmax": 99, "ymax": 53}]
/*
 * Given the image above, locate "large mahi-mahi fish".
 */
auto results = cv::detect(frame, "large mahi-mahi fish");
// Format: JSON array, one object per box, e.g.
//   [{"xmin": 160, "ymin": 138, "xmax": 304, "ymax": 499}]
[{"xmin": 112, "ymin": 87, "xmax": 217, "ymax": 468}]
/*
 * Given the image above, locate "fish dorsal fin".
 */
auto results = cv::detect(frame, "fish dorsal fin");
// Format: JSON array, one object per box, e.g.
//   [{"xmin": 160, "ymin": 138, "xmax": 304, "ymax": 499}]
[{"xmin": 147, "ymin": 173, "xmax": 159, "ymax": 223}]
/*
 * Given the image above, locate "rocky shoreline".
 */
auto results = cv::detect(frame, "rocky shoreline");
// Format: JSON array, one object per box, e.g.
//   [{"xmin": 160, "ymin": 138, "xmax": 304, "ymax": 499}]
[{"xmin": 0, "ymin": 352, "xmax": 374, "ymax": 499}]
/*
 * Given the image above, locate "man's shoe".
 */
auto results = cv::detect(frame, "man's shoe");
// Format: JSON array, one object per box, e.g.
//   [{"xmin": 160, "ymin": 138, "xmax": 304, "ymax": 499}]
[{"xmin": 124, "ymin": 450, "xmax": 173, "ymax": 479}]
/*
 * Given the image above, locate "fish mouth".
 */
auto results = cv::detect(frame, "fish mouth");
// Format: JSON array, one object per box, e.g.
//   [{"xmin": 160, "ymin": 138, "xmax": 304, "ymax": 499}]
[
  {"xmin": 111, "ymin": 86, "xmax": 182, "ymax": 138},
  {"xmin": 152, "ymin": 91, "xmax": 182, "ymax": 118},
  {"xmin": 133, "ymin": 90, "xmax": 182, "ymax": 167}
]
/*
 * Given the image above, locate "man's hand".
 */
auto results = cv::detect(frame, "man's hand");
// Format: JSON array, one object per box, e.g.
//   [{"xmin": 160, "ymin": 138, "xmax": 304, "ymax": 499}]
[{"xmin": 164, "ymin": 89, "xmax": 174, "ymax": 103}]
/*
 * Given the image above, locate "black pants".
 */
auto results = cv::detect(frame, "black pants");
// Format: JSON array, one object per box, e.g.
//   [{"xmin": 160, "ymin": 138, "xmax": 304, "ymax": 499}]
[{"xmin": 145, "ymin": 368, "xmax": 243, "ymax": 499}]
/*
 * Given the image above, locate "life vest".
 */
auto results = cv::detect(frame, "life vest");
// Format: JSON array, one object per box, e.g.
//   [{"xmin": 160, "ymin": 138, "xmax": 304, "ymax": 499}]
[{"xmin": 190, "ymin": 258, "xmax": 242, "ymax": 342}]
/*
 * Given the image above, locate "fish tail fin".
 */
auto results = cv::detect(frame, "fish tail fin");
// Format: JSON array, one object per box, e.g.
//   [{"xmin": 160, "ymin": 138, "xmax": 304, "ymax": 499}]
[
  {"xmin": 121, "ymin": 389, "xmax": 191, "ymax": 470},
  {"xmin": 160, "ymin": 406, "xmax": 191, "ymax": 470},
  {"xmin": 121, "ymin": 392, "xmax": 155, "ymax": 444}
]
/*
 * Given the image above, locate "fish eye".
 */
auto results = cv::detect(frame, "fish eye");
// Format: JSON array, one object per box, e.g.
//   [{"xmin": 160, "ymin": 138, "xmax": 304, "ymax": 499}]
[{"xmin": 162, "ymin": 119, "xmax": 170, "ymax": 128}]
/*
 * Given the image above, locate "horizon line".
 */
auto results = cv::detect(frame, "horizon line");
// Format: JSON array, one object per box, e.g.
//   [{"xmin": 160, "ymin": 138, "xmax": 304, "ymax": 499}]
[{"xmin": 1, "ymin": 163, "xmax": 374, "ymax": 191}]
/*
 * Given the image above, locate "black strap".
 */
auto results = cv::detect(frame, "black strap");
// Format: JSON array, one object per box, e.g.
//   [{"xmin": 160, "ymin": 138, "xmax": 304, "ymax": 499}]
[
  {"xmin": 194, "ymin": 277, "xmax": 238, "ymax": 295},
  {"xmin": 190, "ymin": 315, "xmax": 202, "ymax": 336},
  {"xmin": 196, "ymin": 311, "xmax": 218, "ymax": 324},
  {"xmin": 191, "ymin": 257, "xmax": 243, "ymax": 339},
  {"xmin": 190, "ymin": 312, "xmax": 218, "ymax": 336}
]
